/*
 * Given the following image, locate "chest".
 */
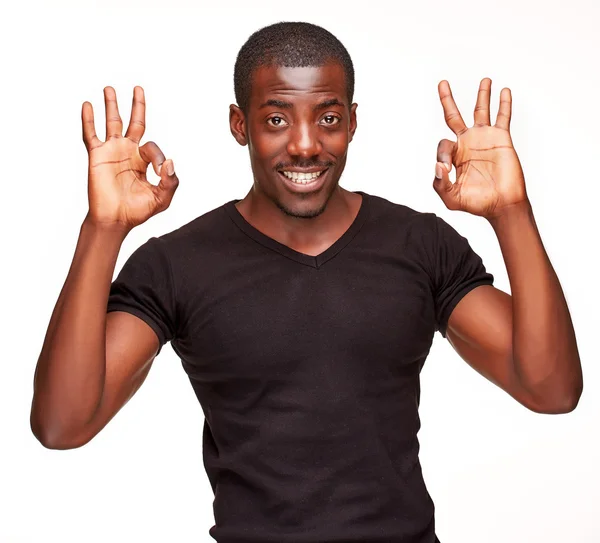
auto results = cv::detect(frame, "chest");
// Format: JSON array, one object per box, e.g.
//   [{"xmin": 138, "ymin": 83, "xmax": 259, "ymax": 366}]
[{"xmin": 173, "ymin": 248, "xmax": 436, "ymax": 379}]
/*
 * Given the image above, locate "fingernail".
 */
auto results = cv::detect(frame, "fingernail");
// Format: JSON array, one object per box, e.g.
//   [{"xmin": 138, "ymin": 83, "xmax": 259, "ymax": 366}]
[
  {"xmin": 444, "ymin": 162, "xmax": 451, "ymax": 172},
  {"xmin": 167, "ymin": 160, "xmax": 174, "ymax": 176},
  {"xmin": 435, "ymin": 163, "xmax": 443, "ymax": 179}
]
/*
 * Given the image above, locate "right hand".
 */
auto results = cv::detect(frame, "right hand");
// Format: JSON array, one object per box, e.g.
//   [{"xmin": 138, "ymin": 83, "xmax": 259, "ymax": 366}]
[{"xmin": 82, "ymin": 86, "xmax": 179, "ymax": 231}]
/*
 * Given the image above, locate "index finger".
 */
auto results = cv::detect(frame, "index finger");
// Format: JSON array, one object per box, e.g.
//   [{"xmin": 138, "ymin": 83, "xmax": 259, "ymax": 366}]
[
  {"xmin": 438, "ymin": 80, "xmax": 468, "ymax": 136},
  {"xmin": 125, "ymin": 86, "xmax": 146, "ymax": 143}
]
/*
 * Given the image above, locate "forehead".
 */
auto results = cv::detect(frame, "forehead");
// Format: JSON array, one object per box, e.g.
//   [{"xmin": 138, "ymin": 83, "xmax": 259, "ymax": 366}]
[{"xmin": 249, "ymin": 63, "xmax": 347, "ymax": 107}]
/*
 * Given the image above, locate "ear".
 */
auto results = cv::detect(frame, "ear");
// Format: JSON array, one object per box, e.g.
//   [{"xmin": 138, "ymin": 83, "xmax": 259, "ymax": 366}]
[
  {"xmin": 229, "ymin": 104, "xmax": 248, "ymax": 146},
  {"xmin": 348, "ymin": 102, "xmax": 358, "ymax": 143}
]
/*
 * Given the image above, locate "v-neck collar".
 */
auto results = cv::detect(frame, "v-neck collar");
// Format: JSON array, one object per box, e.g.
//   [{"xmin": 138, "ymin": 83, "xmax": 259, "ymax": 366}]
[{"xmin": 224, "ymin": 191, "xmax": 370, "ymax": 269}]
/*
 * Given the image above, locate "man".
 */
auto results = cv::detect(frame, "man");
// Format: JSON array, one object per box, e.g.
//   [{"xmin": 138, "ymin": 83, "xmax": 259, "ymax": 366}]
[{"xmin": 31, "ymin": 21, "xmax": 582, "ymax": 543}]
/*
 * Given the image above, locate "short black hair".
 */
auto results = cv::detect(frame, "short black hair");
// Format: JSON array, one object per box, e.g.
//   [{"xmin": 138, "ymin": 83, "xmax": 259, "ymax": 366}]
[{"xmin": 234, "ymin": 21, "xmax": 355, "ymax": 113}]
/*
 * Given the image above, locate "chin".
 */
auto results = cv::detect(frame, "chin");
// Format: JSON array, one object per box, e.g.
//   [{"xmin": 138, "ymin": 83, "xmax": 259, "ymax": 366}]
[
  {"xmin": 277, "ymin": 202, "xmax": 327, "ymax": 219},
  {"xmin": 276, "ymin": 183, "xmax": 338, "ymax": 219}
]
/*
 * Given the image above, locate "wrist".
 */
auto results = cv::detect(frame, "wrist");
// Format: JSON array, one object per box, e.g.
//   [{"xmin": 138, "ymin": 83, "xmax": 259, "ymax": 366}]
[
  {"xmin": 487, "ymin": 199, "xmax": 534, "ymax": 230},
  {"xmin": 82, "ymin": 212, "xmax": 131, "ymax": 241}
]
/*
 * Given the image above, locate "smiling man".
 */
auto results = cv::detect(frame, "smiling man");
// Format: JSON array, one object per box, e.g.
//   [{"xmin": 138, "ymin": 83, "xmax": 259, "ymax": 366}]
[{"xmin": 31, "ymin": 21, "xmax": 582, "ymax": 543}]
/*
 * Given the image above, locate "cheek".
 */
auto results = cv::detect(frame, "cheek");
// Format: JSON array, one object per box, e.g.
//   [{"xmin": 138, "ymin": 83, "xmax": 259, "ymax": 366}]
[
  {"xmin": 250, "ymin": 130, "xmax": 285, "ymax": 162},
  {"xmin": 325, "ymin": 131, "xmax": 349, "ymax": 157}
]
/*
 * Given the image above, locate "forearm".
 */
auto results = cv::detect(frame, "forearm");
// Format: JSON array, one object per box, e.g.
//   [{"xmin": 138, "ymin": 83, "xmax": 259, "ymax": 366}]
[
  {"xmin": 31, "ymin": 215, "xmax": 129, "ymax": 446},
  {"xmin": 488, "ymin": 200, "xmax": 583, "ymax": 411}
]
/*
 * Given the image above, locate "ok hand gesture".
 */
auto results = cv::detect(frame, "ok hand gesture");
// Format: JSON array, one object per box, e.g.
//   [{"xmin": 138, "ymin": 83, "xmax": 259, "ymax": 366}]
[
  {"xmin": 82, "ymin": 86, "xmax": 179, "ymax": 232},
  {"xmin": 433, "ymin": 78, "xmax": 529, "ymax": 220}
]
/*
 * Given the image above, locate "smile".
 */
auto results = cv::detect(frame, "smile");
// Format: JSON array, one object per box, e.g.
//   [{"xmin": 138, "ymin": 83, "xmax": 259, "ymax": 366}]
[
  {"xmin": 280, "ymin": 170, "xmax": 325, "ymax": 184},
  {"xmin": 277, "ymin": 168, "xmax": 329, "ymax": 193}
]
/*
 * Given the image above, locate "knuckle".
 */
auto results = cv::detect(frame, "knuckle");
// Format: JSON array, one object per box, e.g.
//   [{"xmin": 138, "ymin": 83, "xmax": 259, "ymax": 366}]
[{"xmin": 145, "ymin": 141, "xmax": 160, "ymax": 152}]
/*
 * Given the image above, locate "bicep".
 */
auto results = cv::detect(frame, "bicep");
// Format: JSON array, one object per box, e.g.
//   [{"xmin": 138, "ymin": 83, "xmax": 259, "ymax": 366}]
[
  {"xmin": 69, "ymin": 311, "xmax": 160, "ymax": 446},
  {"xmin": 445, "ymin": 284, "xmax": 539, "ymax": 409}
]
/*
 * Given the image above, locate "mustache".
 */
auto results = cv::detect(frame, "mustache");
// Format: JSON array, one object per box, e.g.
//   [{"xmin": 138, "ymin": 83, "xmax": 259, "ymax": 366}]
[{"xmin": 274, "ymin": 160, "xmax": 335, "ymax": 171}]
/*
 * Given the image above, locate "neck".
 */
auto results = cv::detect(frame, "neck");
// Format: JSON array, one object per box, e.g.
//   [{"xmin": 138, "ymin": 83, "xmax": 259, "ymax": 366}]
[{"xmin": 235, "ymin": 185, "xmax": 363, "ymax": 255}]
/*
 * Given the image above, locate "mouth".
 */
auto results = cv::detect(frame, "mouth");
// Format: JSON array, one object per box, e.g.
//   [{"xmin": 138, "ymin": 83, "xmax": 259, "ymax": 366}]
[{"xmin": 277, "ymin": 168, "xmax": 329, "ymax": 194}]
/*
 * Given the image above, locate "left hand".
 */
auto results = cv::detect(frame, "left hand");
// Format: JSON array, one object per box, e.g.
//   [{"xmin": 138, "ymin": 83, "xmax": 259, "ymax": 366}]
[{"xmin": 433, "ymin": 78, "xmax": 529, "ymax": 220}]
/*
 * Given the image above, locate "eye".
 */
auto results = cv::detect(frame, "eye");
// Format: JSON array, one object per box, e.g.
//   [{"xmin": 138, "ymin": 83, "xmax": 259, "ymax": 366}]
[
  {"xmin": 266, "ymin": 116, "xmax": 288, "ymax": 127},
  {"xmin": 320, "ymin": 115, "xmax": 341, "ymax": 126}
]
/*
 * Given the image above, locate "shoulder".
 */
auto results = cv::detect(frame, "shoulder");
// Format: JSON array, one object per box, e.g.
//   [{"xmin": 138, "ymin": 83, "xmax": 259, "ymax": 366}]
[
  {"xmin": 145, "ymin": 200, "xmax": 249, "ymax": 286},
  {"xmin": 148, "ymin": 200, "xmax": 244, "ymax": 266},
  {"xmin": 361, "ymin": 192, "xmax": 437, "ymax": 240},
  {"xmin": 364, "ymin": 191, "xmax": 433, "ymax": 222},
  {"xmin": 364, "ymin": 193, "xmax": 478, "ymax": 249},
  {"xmin": 157, "ymin": 201, "xmax": 234, "ymax": 247}
]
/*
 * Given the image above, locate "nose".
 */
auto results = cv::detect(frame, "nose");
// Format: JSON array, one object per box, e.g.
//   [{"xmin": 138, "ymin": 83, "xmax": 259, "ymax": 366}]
[{"xmin": 286, "ymin": 123, "xmax": 322, "ymax": 158}]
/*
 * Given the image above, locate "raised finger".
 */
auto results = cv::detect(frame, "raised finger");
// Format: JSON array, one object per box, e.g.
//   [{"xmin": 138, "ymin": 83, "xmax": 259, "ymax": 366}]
[
  {"xmin": 104, "ymin": 86, "xmax": 123, "ymax": 139},
  {"xmin": 495, "ymin": 88, "xmax": 512, "ymax": 130},
  {"xmin": 139, "ymin": 141, "xmax": 166, "ymax": 177},
  {"xmin": 438, "ymin": 80, "xmax": 468, "ymax": 136},
  {"xmin": 474, "ymin": 77, "xmax": 492, "ymax": 126},
  {"xmin": 125, "ymin": 86, "xmax": 146, "ymax": 143},
  {"xmin": 81, "ymin": 101, "xmax": 102, "ymax": 151}
]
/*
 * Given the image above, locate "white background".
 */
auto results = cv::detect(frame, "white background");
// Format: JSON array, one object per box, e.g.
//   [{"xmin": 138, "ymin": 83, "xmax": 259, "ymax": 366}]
[{"xmin": 1, "ymin": 0, "xmax": 598, "ymax": 541}]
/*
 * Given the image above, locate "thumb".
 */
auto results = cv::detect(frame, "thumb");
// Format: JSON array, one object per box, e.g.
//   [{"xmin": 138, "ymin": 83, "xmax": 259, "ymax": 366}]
[
  {"xmin": 155, "ymin": 158, "xmax": 179, "ymax": 211},
  {"xmin": 432, "ymin": 161, "xmax": 459, "ymax": 210}
]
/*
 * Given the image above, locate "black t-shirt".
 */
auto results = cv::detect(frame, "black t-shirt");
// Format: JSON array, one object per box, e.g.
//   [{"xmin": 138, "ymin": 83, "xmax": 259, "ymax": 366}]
[{"xmin": 107, "ymin": 191, "xmax": 494, "ymax": 543}]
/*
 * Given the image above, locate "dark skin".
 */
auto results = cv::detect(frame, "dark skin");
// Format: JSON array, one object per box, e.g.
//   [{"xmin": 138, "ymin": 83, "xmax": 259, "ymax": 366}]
[
  {"xmin": 229, "ymin": 63, "xmax": 361, "ymax": 256},
  {"xmin": 230, "ymin": 65, "xmax": 582, "ymax": 414},
  {"xmin": 30, "ymin": 87, "xmax": 178, "ymax": 448},
  {"xmin": 31, "ymin": 65, "xmax": 582, "ymax": 450},
  {"xmin": 230, "ymin": 64, "xmax": 583, "ymax": 413},
  {"xmin": 433, "ymin": 78, "xmax": 582, "ymax": 413}
]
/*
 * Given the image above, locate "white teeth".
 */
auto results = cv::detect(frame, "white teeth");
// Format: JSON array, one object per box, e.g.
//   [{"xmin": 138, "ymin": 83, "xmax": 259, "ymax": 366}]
[{"xmin": 281, "ymin": 170, "xmax": 324, "ymax": 184}]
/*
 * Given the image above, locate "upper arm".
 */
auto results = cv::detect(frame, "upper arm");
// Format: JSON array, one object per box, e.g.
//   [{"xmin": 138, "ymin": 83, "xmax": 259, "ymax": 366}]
[
  {"xmin": 445, "ymin": 284, "xmax": 544, "ymax": 411},
  {"xmin": 69, "ymin": 310, "xmax": 160, "ymax": 447}
]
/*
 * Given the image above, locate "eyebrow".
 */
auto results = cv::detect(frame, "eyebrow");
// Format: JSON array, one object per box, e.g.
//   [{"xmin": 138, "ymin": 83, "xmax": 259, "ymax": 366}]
[
  {"xmin": 258, "ymin": 99, "xmax": 293, "ymax": 110},
  {"xmin": 314, "ymin": 98, "xmax": 345, "ymax": 111},
  {"xmin": 258, "ymin": 98, "xmax": 346, "ymax": 110}
]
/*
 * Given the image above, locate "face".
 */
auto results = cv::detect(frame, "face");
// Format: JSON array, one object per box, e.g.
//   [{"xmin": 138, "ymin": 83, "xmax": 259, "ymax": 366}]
[{"xmin": 229, "ymin": 62, "xmax": 358, "ymax": 218}]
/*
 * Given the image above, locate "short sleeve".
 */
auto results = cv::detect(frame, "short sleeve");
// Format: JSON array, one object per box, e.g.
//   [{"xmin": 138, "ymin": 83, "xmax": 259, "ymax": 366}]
[
  {"xmin": 107, "ymin": 236, "xmax": 177, "ymax": 355},
  {"xmin": 430, "ymin": 215, "xmax": 494, "ymax": 338}
]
